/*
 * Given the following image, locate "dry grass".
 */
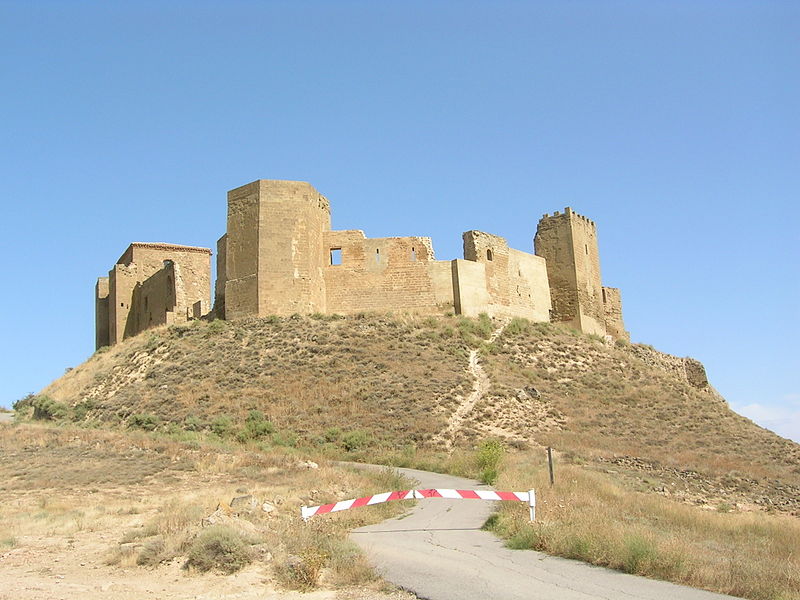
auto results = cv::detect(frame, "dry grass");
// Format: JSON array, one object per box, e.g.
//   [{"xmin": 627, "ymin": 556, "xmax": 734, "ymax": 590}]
[
  {"xmin": 37, "ymin": 313, "xmax": 475, "ymax": 447},
  {"xmin": 0, "ymin": 423, "xmax": 414, "ymax": 592},
  {"xmin": 488, "ymin": 455, "xmax": 800, "ymax": 600}
]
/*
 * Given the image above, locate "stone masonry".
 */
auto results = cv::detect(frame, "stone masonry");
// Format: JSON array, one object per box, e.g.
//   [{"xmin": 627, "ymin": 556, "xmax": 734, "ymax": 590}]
[
  {"xmin": 95, "ymin": 179, "xmax": 628, "ymax": 347},
  {"xmin": 95, "ymin": 243, "xmax": 211, "ymax": 348}
]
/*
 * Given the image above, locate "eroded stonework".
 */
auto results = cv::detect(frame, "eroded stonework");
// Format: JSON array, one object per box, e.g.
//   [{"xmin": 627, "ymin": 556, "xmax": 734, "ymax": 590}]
[{"xmin": 95, "ymin": 179, "xmax": 629, "ymax": 347}]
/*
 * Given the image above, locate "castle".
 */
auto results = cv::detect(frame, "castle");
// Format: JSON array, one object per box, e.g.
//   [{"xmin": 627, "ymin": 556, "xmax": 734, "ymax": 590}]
[{"xmin": 95, "ymin": 179, "xmax": 628, "ymax": 348}]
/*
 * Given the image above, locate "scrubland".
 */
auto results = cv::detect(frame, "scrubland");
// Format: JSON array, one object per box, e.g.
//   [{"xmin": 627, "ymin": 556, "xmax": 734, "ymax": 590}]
[{"xmin": 10, "ymin": 312, "xmax": 800, "ymax": 599}]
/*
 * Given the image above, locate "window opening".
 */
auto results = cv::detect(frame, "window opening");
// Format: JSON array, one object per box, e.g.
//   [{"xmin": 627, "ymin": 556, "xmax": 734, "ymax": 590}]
[
  {"xmin": 330, "ymin": 248, "xmax": 342, "ymax": 266},
  {"xmin": 486, "ymin": 249, "xmax": 493, "ymax": 261},
  {"xmin": 411, "ymin": 247, "xmax": 417, "ymax": 261},
  {"xmin": 585, "ymin": 244, "xmax": 589, "ymax": 255},
  {"xmin": 376, "ymin": 248, "xmax": 381, "ymax": 264}
]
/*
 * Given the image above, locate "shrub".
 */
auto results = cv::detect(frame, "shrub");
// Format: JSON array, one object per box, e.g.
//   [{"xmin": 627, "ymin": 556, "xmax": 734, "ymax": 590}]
[
  {"xmin": 12, "ymin": 393, "xmax": 36, "ymax": 412},
  {"xmin": 342, "ymin": 430, "xmax": 370, "ymax": 452},
  {"xmin": 31, "ymin": 396, "xmax": 70, "ymax": 421},
  {"xmin": 129, "ymin": 413, "xmax": 160, "ymax": 431},
  {"xmin": 183, "ymin": 415, "xmax": 205, "ymax": 431},
  {"xmin": 185, "ymin": 525, "xmax": 252, "ymax": 574},
  {"xmin": 243, "ymin": 410, "xmax": 274, "ymax": 439},
  {"xmin": 476, "ymin": 439, "xmax": 505, "ymax": 484},
  {"xmin": 272, "ymin": 430, "xmax": 298, "ymax": 447},
  {"xmin": 207, "ymin": 320, "xmax": 226, "ymax": 334},
  {"xmin": 504, "ymin": 317, "xmax": 531, "ymax": 336},
  {"xmin": 323, "ymin": 427, "xmax": 341, "ymax": 443},
  {"xmin": 72, "ymin": 399, "xmax": 96, "ymax": 421},
  {"xmin": 210, "ymin": 415, "xmax": 234, "ymax": 437}
]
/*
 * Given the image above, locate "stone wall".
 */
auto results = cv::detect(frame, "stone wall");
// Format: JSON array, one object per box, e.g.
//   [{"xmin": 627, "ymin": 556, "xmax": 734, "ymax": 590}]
[
  {"xmin": 462, "ymin": 231, "xmax": 551, "ymax": 321},
  {"xmin": 627, "ymin": 344, "xmax": 709, "ymax": 390},
  {"xmin": 322, "ymin": 230, "xmax": 444, "ymax": 314},
  {"xmin": 602, "ymin": 286, "xmax": 629, "ymax": 342},
  {"xmin": 214, "ymin": 234, "xmax": 227, "ymax": 317},
  {"xmin": 95, "ymin": 278, "xmax": 110, "ymax": 349},
  {"xmin": 98, "ymin": 243, "xmax": 211, "ymax": 348}
]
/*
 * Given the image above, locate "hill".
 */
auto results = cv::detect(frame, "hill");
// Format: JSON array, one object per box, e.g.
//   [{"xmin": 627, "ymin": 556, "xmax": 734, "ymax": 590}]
[{"xmin": 35, "ymin": 313, "xmax": 799, "ymax": 517}]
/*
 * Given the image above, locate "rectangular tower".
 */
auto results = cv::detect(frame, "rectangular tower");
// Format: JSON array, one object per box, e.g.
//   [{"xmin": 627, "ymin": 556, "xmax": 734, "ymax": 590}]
[
  {"xmin": 222, "ymin": 180, "xmax": 331, "ymax": 318},
  {"xmin": 534, "ymin": 208, "xmax": 607, "ymax": 336}
]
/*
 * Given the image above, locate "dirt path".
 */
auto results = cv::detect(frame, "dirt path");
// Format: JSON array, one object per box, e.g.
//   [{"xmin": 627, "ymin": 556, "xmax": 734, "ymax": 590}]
[
  {"xmin": 432, "ymin": 321, "xmax": 507, "ymax": 449},
  {"xmin": 0, "ymin": 412, "xmax": 14, "ymax": 424}
]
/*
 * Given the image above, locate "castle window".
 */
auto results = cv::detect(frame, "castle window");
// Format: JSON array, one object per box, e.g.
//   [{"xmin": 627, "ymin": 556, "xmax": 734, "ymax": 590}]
[
  {"xmin": 585, "ymin": 244, "xmax": 589, "ymax": 255},
  {"xmin": 486, "ymin": 249, "xmax": 493, "ymax": 261},
  {"xmin": 411, "ymin": 247, "xmax": 417, "ymax": 261},
  {"xmin": 376, "ymin": 248, "xmax": 381, "ymax": 264},
  {"xmin": 330, "ymin": 248, "xmax": 342, "ymax": 266}
]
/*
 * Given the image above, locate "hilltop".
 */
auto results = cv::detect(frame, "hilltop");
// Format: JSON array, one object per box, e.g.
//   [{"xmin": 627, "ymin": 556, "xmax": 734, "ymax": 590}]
[{"xmin": 35, "ymin": 313, "xmax": 800, "ymax": 516}]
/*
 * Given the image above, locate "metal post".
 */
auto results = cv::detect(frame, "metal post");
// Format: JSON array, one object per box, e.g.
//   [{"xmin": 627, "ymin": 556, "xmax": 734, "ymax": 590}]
[
  {"xmin": 528, "ymin": 489, "xmax": 536, "ymax": 521},
  {"xmin": 547, "ymin": 447, "xmax": 555, "ymax": 486}
]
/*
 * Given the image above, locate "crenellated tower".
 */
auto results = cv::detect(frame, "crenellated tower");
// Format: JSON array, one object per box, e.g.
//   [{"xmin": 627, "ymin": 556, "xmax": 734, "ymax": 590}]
[{"xmin": 534, "ymin": 207, "xmax": 628, "ymax": 341}]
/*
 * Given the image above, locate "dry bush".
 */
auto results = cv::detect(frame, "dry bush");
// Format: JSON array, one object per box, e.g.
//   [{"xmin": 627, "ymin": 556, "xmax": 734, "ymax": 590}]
[{"xmin": 185, "ymin": 525, "xmax": 253, "ymax": 574}]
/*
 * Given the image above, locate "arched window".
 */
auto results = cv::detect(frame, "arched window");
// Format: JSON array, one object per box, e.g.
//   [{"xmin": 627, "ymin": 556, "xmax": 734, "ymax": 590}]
[{"xmin": 486, "ymin": 249, "xmax": 493, "ymax": 261}]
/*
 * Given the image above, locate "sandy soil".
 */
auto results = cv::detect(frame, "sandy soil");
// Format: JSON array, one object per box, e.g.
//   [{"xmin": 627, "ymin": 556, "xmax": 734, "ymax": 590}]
[{"xmin": 0, "ymin": 422, "xmax": 414, "ymax": 600}]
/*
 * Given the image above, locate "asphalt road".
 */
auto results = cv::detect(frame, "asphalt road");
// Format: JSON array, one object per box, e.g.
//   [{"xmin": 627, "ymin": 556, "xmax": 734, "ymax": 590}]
[{"xmin": 350, "ymin": 466, "xmax": 740, "ymax": 600}]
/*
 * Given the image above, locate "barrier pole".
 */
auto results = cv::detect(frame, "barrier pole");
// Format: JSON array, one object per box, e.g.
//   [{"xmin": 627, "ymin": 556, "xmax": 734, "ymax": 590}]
[{"xmin": 529, "ymin": 489, "xmax": 536, "ymax": 521}]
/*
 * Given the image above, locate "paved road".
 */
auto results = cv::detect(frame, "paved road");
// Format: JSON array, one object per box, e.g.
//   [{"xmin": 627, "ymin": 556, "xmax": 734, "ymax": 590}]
[{"xmin": 351, "ymin": 466, "xmax": 740, "ymax": 600}]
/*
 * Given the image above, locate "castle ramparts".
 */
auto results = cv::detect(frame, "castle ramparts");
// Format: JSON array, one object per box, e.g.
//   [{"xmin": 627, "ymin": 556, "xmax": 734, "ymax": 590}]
[{"xmin": 95, "ymin": 179, "xmax": 628, "ymax": 348}]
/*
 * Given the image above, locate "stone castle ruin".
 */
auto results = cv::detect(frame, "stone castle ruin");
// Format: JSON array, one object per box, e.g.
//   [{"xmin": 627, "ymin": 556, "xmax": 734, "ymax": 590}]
[{"xmin": 95, "ymin": 179, "xmax": 628, "ymax": 348}]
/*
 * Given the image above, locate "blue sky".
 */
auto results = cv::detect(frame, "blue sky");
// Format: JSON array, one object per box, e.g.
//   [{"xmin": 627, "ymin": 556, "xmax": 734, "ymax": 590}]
[{"xmin": 1, "ymin": 1, "xmax": 798, "ymax": 441}]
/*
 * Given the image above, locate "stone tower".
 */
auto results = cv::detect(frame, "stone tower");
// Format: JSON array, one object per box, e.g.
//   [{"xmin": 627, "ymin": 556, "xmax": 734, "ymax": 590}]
[
  {"xmin": 219, "ymin": 180, "xmax": 331, "ymax": 319},
  {"xmin": 534, "ymin": 207, "xmax": 628, "ymax": 340}
]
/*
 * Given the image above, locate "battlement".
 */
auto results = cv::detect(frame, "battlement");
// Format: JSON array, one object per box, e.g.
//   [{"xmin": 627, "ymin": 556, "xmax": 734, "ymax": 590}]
[{"xmin": 540, "ymin": 207, "xmax": 596, "ymax": 229}]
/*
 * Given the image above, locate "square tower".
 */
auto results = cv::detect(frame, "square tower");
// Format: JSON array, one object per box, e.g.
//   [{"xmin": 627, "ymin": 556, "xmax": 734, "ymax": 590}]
[
  {"xmin": 534, "ymin": 208, "xmax": 607, "ymax": 336},
  {"xmin": 222, "ymin": 180, "xmax": 331, "ymax": 318}
]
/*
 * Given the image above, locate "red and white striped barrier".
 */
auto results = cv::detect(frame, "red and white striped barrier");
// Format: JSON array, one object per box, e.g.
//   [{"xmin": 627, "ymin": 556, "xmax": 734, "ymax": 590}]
[{"xmin": 301, "ymin": 488, "xmax": 536, "ymax": 521}]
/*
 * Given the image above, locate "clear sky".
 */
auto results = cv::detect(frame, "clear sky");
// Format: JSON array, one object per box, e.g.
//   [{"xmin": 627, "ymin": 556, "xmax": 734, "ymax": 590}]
[{"xmin": 1, "ymin": 1, "xmax": 798, "ymax": 441}]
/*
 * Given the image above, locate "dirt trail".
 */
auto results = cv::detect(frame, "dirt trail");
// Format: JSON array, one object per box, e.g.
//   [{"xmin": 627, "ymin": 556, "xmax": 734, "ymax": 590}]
[{"xmin": 433, "ymin": 321, "xmax": 507, "ymax": 449}]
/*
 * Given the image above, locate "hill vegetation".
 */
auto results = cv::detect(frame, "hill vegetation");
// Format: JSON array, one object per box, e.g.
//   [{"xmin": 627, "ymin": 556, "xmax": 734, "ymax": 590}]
[{"xmin": 14, "ymin": 312, "xmax": 800, "ymax": 599}]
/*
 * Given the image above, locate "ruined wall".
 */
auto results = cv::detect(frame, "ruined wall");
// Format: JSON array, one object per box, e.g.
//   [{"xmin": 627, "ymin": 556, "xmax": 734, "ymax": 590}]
[
  {"xmin": 322, "ymin": 230, "xmax": 445, "ymax": 314},
  {"xmin": 129, "ymin": 261, "xmax": 179, "ymax": 333},
  {"xmin": 627, "ymin": 345, "xmax": 709, "ymax": 390},
  {"xmin": 462, "ymin": 231, "xmax": 551, "ymax": 321},
  {"xmin": 602, "ymin": 286, "xmax": 629, "ymax": 342},
  {"xmin": 95, "ymin": 278, "xmax": 110, "ymax": 349},
  {"xmin": 223, "ymin": 180, "xmax": 330, "ymax": 318},
  {"xmin": 99, "ymin": 243, "xmax": 211, "ymax": 346},
  {"xmin": 214, "ymin": 234, "xmax": 227, "ymax": 317},
  {"xmin": 534, "ymin": 208, "xmax": 606, "ymax": 336}
]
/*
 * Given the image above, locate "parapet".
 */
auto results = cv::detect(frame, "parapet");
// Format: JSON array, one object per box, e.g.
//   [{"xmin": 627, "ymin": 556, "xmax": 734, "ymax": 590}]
[{"xmin": 540, "ymin": 207, "xmax": 596, "ymax": 229}]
